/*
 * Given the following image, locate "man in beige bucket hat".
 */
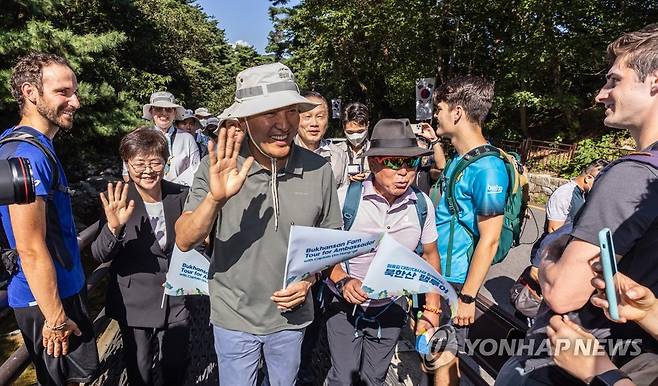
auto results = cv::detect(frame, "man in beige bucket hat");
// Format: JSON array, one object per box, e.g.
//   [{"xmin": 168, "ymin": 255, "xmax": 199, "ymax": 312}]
[{"xmin": 176, "ymin": 63, "xmax": 342, "ymax": 386}]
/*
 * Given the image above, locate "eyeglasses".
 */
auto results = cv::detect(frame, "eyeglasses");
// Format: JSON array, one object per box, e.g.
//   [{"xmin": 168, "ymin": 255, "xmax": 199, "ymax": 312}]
[
  {"xmin": 375, "ymin": 156, "xmax": 421, "ymax": 170},
  {"xmin": 129, "ymin": 160, "xmax": 165, "ymax": 173}
]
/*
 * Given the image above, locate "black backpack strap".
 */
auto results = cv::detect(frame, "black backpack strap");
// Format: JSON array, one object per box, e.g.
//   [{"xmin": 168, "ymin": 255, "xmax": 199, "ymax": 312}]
[
  {"xmin": 0, "ymin": 129, "xmax": 74, "ymax": 270},
  {"xmin": 0, "ymin": 130, "xmax": 66, "ymax": 196},
  {"xmin": 169, "ymin": 126, "xmax": 177, "ymax": 148},
  {"xmin": 166, "ymin": 126, "xmax": 178, "ymax": 155}
]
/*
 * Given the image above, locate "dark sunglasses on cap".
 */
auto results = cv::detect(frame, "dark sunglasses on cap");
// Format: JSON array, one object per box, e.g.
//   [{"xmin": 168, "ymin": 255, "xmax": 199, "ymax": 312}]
[{"xmin": 374, "ymin": 156, "xmax": 421, "ymax": 170}]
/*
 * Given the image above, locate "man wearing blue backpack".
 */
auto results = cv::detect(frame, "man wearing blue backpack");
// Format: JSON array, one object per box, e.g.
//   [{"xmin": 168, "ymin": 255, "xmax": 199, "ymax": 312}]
[
  {"xmin": 0, "ymin": 53, "xmax": 98, "ymax": 385},
  {"xmin": 326, "ymin": 118, "xmax": 442, "ymax": 385},
  {"xmin": 430, "ymin": 76, "xmax": 511, "ymax": 385}
]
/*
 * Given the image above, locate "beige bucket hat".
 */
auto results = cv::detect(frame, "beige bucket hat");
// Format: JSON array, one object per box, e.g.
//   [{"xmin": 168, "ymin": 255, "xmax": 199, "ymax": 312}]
[
  {"xmin": 224, "ymin": 63, "xmax": 318, "ymax": 119},
  {"xmin": 194, "ymin": 107, "xmax": 213, "ymax": 119},
  {"xmin": 177, "ymin": 109, "xmax": 201, "ymax": 124},
  {"xmin": 142, "ymin": 91, "xmax": 185, "ymax": 120}
]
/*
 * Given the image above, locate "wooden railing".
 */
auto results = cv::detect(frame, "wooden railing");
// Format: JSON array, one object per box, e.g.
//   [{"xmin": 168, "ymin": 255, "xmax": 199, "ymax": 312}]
[
  {"xmin": 498, "ymin": 138, "xmax": 633, "ymax": 172},
  {"xmin": 0, "ymin": 222, "xmax": 106, "ymax": 385}
]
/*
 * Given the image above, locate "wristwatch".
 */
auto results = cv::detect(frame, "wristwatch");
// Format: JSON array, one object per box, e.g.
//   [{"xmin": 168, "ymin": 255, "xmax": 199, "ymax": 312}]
[
  {"xmin": 589, "ymin": 369, "xmax": 631, "ymax": 386},
  {"xmin": 458, "ymin": 292, "xmax": 476, "ymax": 304},
  {"xmin": 334, "ymin": 277, "xmax": 351, "ymax": 296},
  {"xmin": 429, "ymin": 138, "xmax": 441, "ymax": 147}
]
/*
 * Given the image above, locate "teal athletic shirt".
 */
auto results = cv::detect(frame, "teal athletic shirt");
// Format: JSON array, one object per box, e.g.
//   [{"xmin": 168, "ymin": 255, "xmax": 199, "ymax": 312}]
[{"xmin": 436, "ymin": 153, "xmax": 509, "ymax": 284}]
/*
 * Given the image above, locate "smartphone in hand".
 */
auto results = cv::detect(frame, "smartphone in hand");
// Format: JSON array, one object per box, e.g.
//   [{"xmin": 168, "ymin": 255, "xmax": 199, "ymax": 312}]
[{"xmin": 598, "ymin": 228, "xmax": 621, "ymax": 321}]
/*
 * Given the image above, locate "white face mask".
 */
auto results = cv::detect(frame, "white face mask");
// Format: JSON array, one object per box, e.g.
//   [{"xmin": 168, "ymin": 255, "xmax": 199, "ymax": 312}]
[{"xmin": 346, "ymin": 131, "xmax": 367, "ymax": 146}]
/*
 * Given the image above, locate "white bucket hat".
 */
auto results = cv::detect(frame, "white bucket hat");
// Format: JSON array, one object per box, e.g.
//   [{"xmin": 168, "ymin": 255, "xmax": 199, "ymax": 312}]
[
  {"xmin": 142, "ymin": 91, "xmax": 185, "ymax": 120},
  {"xmin": 225, "ymin": 63, "xmax": 318, "ymax": 119},
  {"xmin": 177, "ymin": 109, "xmax": 201, "ymax": 124},
  {"xmin": 205, "ymin": 117, "xmax": 220, "ymax": 128},
  {"xmin": 194, "ymin": 107, "xmax": 213, "ymax": 119},
  {"xmin": 216, "ymin": 104, "xmax": 239, "ymax": 128},
  {"xmin": 222, "ymin": 63, "xmax": 317, "ymax": 232}
]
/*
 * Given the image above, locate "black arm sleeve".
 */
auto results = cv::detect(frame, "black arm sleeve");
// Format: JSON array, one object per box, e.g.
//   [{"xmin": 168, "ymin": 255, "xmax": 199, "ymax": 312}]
[{"xmin": 90, "ymin": 219, "xmax": 124, "ymax": 263}]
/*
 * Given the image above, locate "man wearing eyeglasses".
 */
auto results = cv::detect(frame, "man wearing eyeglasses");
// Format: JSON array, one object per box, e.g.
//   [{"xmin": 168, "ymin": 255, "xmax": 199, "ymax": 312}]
[
  {"xmin": 325, "ymin": 118, "xmax": 442, "ymax": 385},
  {"xmin": 122, "ymin": 91, "xmax": 200, "ymax": 185}
]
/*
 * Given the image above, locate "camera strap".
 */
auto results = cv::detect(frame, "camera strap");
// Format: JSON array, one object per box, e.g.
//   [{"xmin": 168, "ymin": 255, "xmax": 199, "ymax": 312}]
[
  {"xmin": 0, "ymin": 130, "xmax": 68, "ymax": 196},
  {"xmin": 0, "ymin": 128, "xmax": 74, "ymax": 271}
]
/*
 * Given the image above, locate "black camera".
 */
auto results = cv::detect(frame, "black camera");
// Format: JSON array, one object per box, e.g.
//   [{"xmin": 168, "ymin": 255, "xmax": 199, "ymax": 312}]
[
  {"xmin": 0, "ymin": 157, "xmax": 35, "ymax": 278},
  {"xmin": 0, "ymin": 157, "xmax": 36, "ymax": 205}
]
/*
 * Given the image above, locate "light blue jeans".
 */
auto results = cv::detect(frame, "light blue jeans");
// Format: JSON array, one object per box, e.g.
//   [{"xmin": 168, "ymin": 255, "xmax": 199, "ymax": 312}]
[{"xmin": 213, "ymin": 325, "xmax": 305, "ymax": 386}]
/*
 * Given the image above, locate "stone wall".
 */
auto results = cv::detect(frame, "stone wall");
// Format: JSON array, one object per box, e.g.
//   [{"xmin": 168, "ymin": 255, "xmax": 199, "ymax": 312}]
[{"xmin": 528, "ymin": 173, "xmax": 569, "ymax": 204}]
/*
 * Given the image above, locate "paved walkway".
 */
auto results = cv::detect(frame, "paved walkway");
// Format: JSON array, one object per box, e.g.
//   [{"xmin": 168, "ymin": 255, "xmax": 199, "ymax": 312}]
[
  {"xmin": 479, "ymin": 207, "xmax": 545, "ymax": 315},
  {"xmin": 89, "ymin": 208, "xmax": 547, "ymax": 386}
]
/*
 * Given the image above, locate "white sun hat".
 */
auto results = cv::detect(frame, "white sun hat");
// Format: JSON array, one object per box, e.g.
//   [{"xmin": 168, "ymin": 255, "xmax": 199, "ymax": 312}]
[
  {"xmin": 142, "ymin": 91, "xmax": 185, "ymax": 120},
  {"xmin": 225, "ymin": 62, "xmax": 318, "ymax": 119}
]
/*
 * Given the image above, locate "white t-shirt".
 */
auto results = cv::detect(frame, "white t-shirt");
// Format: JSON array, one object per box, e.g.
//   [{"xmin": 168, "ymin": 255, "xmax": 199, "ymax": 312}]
[
  {"xmin": 143, "ymin": 201, "xmax": 167, "ymax": 251},
  {"xmin": 546, "ymin": 180, "xmax": 580, "ymax": 221}
]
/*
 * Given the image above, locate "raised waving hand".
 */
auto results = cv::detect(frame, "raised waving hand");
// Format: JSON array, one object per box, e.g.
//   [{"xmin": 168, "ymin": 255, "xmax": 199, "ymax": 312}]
[
  {"xmin": 207, "ymin": 126, "xmax": 254, "ymax": 204},
  {"xmin": 99, "ymin": 181, "xmax": 135, "ymax": 236}
]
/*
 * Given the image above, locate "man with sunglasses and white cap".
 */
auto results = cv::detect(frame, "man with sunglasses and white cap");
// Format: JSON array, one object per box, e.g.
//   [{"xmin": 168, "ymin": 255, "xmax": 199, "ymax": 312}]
[
  {"xmin": 325, "ymin": 118, "xmax": 442, "ymax": 385},
  {"xmin": 123, "ymin": 91, "xmax": 200, "ymax": 185},
  {"xmin": 175, "ymin": 62, "xmax": 342, "ymax": 386}
]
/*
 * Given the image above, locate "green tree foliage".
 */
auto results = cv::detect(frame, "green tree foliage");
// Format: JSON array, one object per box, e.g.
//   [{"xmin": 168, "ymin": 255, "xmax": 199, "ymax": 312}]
[
  {"xmin": 0, "ymin": 0, "xmax": 269, "ymax": 181},
  {"xmin": 559, "ymin": 132, "xmax": 634, "ymax": 177},
  {"xmin": 268, "ymin": 0, "xmax": 657, "ymax": 141}
]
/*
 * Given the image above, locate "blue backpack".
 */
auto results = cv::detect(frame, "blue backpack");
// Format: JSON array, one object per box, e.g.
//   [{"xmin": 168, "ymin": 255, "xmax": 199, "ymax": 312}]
[
  {"xmin": 340, "ymin": 180, "xmax": 429, "ymax": 311},
  {"xmin": 341, "ymin": 180, "xmax": 428, "ymax": 255}
]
